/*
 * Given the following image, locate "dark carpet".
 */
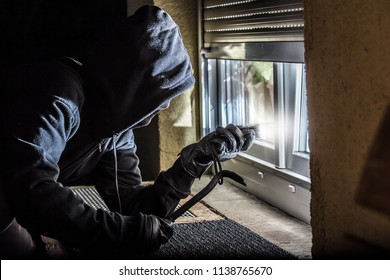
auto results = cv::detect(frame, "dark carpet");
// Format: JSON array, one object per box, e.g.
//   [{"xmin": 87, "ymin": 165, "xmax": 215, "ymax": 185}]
[
  {"xmin": 145, "ymin": 219, "xmax": 297, "ymax": 260},
  {"xmin": 71, "ymin": 186, "xmax": 296, "ymax": 260}
]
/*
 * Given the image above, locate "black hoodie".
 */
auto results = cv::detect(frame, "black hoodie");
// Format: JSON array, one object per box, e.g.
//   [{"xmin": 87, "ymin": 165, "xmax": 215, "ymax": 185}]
[{"xmin": 0, "ymin": 5, "xmax": 195, "ymax": 256}]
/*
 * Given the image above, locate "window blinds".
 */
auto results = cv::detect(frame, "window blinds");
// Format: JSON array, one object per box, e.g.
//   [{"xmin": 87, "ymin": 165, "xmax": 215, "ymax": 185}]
[{"xmin": 202, "ymin": 0, "xmax": 304, "ymax": 44}]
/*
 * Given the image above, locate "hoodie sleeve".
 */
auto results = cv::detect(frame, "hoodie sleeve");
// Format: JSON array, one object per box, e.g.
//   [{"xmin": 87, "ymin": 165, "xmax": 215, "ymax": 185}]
[
  {"xmin": 91, "ymin": 131, "xmax": 195, "ymax": 218},
  {"xmin": 7, "ymin": 93, "xmax": 144, "ymax": 255}
]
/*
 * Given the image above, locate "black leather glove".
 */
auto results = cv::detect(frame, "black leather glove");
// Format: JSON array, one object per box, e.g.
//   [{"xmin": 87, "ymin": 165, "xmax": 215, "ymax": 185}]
[
  {"xmin": 136, "ymin": 213, "xmax": 173, "ymax": 251},
  {"xmin": 180, "ymin": 124, "xmax": 255, "ymax": 178}
]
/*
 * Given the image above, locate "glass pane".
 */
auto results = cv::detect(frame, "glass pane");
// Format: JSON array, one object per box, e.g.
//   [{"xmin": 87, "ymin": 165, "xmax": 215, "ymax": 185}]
[
  {"xmin": 295, "ymin": 64, "xmax": 310, "ymax": 154},
  {"xmin": 217, "ymin": 60, "xmax": 275, "ymax": 145}
]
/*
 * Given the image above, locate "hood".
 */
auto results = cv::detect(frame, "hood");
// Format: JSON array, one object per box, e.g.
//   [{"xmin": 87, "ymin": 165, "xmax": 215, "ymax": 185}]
[{"xmin": 82, "ymin": 5, "xmax": 195, "ymax": 138}]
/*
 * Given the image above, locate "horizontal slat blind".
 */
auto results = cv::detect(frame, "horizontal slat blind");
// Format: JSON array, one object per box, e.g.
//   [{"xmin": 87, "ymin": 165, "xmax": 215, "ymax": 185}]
[{"xmin": 202, "ymin": 0, "xmax": 304, "ymax": 43}]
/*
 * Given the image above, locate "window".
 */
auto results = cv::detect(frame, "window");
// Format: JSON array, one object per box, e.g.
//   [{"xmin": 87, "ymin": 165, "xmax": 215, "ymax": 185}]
[
  {"xmin": 198, "ymin": 0, "xmax": 310, "ymax": 223},
  {"xmin": 202, "ymin": 58, "xmax": 309, "ymax": 177}
]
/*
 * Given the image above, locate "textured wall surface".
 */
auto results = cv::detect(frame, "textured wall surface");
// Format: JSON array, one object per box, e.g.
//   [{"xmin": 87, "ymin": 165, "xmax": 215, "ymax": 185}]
[
  {"xmin": 304, "ymin": 0, "xmax": 390, "ymax": 257},
  {"xmin": 154, "ymin": 0, "xmax": 199, "ymax": 171}
]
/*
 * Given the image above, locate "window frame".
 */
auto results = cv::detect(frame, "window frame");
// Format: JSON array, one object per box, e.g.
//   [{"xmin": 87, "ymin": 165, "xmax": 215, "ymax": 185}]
[
  {"xmin": 200, "ymin": 53, "xmax": 310, "ymax": 180},
  {"xmin": 198, "ymin": 0, "xmax": 311, "ymax": 223}
]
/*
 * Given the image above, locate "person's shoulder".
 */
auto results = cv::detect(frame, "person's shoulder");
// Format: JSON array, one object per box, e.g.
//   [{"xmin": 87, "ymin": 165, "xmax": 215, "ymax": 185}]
[
  {"xmin": 41, "ymin": 58, "xmax": 85, "ymax": 105},
  {"xmin": 0, "ymin": 58, "xmax": 84, "ymax": 108},
  {"xmin": 48, "ymin": 57, "xmax": 83, "ymax": 87}
]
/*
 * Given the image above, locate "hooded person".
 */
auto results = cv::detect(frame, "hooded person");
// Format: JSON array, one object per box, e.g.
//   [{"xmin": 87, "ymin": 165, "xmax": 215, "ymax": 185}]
[{"xmin": 0, "ymin": 5, "xmax": 255, "ymax": 258}]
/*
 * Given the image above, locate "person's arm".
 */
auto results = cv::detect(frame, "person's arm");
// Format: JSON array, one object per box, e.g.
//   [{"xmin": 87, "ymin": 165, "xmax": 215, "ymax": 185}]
[
  {"xmin": 92, "ymin": 124, "xmax": 255, "ymax": 219},
  {"xmin": 91, "ymin": 130, "xmax": 194, "ymax": 218},
  {"xmin": 6, "ymin": 97, "xmax": 154, "ymax": 255}
]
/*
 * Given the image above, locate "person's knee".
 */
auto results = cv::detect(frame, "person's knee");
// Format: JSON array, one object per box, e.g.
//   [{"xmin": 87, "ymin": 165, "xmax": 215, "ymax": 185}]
[{"xmin": 0, "ymin": 218, "xmax": 37, "ymax": 259}]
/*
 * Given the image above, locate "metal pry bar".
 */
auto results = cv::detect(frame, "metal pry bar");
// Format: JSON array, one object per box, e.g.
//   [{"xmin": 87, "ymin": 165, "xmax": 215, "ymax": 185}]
[{"xmin": 169, "ymin": 170, "xmax": 246, "ymax": 222}]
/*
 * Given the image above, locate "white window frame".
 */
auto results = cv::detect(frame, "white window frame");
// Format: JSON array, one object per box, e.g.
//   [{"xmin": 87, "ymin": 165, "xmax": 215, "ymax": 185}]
[{"xmin": 198, "ymin": 0, "xmax": 311, "ymax": 223}]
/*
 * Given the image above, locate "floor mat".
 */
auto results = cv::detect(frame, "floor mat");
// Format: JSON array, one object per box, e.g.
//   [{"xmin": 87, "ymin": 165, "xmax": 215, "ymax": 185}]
[
  {"xmin": 70, "ymin": 186, "xmax": 224, "ymax": 222},
  {"xmin": 141, "ymin": 219, "xmax": 297, "ymax": 260},
  {"xmin": 64, "ymin": 186, "xmax": 296, "ymax": 260}
]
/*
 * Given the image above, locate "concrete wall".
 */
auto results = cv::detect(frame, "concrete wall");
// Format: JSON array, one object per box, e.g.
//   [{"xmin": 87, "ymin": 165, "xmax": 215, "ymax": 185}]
[
  {"xmin": 153, "ymin": 0, "xmax": 199, "ymax": 171},
  {"xmin": 304, "ymin": 0, "xmax": 390, "ymax": 257}
]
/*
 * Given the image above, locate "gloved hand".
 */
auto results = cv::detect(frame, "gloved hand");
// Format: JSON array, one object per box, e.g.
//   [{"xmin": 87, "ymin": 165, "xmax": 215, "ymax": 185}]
[
  {"xmin": 179, "ymin": 124, "xmax": 255, "ymax": 178},
  {"xmin": 136, "ymin": 213, "xmax": 173, "ymax": 251}
]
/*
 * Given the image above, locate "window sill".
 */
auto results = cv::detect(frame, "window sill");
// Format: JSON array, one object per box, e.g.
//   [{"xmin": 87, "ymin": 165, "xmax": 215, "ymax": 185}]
[
  {"xmin": 236, "ymin": 152, "xmax": 311, "ymax": 190},
  {"xmin": 221, "ymin": 153, "xmax": 311, "ymax": 224}
]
